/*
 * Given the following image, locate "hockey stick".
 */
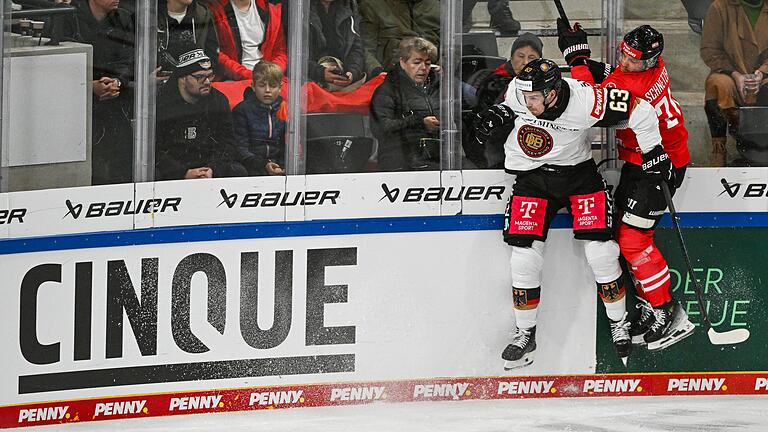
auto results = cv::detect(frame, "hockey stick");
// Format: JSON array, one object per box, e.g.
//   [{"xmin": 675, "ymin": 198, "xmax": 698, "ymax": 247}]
[
  {"xmin": 661, "ymin": 182, "xmax": 750, "ymax": 345},
  {"xmin": 553, "ymin": 0, "xmax": 571, "ymax": 29}
]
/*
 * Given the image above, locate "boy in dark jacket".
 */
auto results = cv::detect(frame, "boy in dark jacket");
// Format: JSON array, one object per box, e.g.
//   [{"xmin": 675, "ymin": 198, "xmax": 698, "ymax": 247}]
[{"xmin": 232, "ymin": 61, "xmax": 288, "ymax": 175}]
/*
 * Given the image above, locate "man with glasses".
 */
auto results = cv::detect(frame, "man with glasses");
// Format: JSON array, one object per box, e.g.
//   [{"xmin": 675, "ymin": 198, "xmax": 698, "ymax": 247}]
[
  {"xmin": 155, "ymin": 41, "xmax": 247, "ymax": 180},
  {"xmin": 558, "ymin": 22, "xmax": 695, "ymax": 352}
]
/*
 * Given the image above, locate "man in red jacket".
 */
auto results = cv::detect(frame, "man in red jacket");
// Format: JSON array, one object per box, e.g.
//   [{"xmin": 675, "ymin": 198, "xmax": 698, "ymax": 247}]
[
  {"xmin": 208, "ymin": 0, "xmax": 287, "ymax": 81},
  {"xmin": 558, "ymin": 21, "xmax": 695, "ymax": 352}
]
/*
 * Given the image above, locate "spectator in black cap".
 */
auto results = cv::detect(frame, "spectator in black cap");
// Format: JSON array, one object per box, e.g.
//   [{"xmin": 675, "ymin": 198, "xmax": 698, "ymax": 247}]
[
  {"xmin": 464, "ymin": 33, "xmax": 543, "ymax": 168},
  {"xmin": 155, "ymin": 40, "xmax": 247, "ymax": 180}
]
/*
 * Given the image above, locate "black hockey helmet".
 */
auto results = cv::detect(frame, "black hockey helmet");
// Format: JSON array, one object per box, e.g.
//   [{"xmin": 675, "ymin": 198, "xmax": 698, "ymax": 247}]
[
  {"xmin": 621, "ymin": 25, "xmax": 664, "ymax": 65},
  {"xmin": 514, "ymin": 58, "xmax": 562, "ymax": 96}
]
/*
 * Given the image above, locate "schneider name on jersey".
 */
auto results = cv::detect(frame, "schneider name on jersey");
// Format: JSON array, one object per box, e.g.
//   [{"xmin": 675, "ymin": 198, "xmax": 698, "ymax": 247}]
[{"xmin": 502, "ymin": 77, "xmax": 662, "ymax": 172}]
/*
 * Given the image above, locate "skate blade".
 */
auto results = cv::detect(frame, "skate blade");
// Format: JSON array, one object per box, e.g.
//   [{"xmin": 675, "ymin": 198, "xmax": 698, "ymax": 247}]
[
  {"xmin": 621, "ymin": 356, "xmax": 628, "ymax": 367},
  {"xmin": 647, "ymin": 321, "xmax": 695, "ymax": 352},
  {"xmin": 631, "ymin": 334, "xmax": 647, "ymax": 345},
  {"xmin": 503, "ymin": 352, "xmax": 535, "ymax": 370}
]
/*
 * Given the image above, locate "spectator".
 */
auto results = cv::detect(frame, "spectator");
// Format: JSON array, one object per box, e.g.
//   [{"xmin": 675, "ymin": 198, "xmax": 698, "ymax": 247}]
[
  {"xmin": 47, "ymin": 0, "xmax": 135, "ymax": 185},
  {"xmin": 155, "ymin": 41, "xmax": 248, "ymax": 180},
  {"xmin": 157, "ymin": 0, "xmax": 220, "ymax": 79},
  {"xmin": 700, "ymin": 0, "xmax": 768, "ymax": 166},
  {"xmin": 359, "ymin": 0, "xmax": 439, "ymax": 78},
  {"xmin": 207, "ymin": 0, "xmax": 287, "ymax": 81},
  {"xmin": 232, "ymin": 61, "xmax": 288, "ymax": 175},
  {"xmin": 465, "ymin": 33, "xmax": 543, "ymax": 168},
  {"xmin": 370, "ymin": 37, "xmax": 440, "ymax": 171},
  {"xmin": 308, "ymin": 0, "xmax": 366, "ymax": 92},
  {"xmin": 462, "ymin": 0, "xmax": 520, "ymax": 36}
]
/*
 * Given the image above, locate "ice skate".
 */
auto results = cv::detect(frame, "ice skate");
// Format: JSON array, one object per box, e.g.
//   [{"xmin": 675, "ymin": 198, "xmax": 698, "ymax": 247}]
[
  {"xmin": 630, "ymin": 296, "xmax": 654, "ymax": 345},
  {"xmin": 502, "ymin": 326, "xmax": 536, "ymax": 370},
  {"xmin": 609, "ymin": 312, "xmax": 632, "ymax": 365},
  {"xmin": 645, "ymin": 301, "xmax": 695, "ymax": 351}
]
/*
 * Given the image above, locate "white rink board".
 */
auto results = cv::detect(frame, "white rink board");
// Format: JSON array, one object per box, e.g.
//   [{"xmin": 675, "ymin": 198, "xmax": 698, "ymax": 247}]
[
  {"xmin": 0, "ymin": 229, "xmax": 596, "ymax": 405},
  {"xmin": 0, "ymin": 168, "xmax": 765, "ymax": 239}
]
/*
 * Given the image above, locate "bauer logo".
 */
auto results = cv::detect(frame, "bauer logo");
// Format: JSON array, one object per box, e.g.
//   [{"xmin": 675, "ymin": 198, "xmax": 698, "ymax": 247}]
[
  {"xmin": 0, "ymin": 208, "xmax": 26, "ymax": 225},
  {"xmin": 667, "ymin": 378, "xmax": 725, "ymax": 392},
  {"xmin": 378, "ymin": 183, "xmax": 505, "ymax": 203},
  {"xmin": 718, "ymin": 178, "xmax": 768, "ymax": 198},
  {"xmin": 169, "ymin": 395, "xmax": 222, "ymax": 411},
  {"xmin": 413, "ymin": 383, "xmax": 471, "ymax": 400},
  {"xmin": 217, "ymin": 188, "xmax": 340, "ymax": 208},
  {"xmin": 62, "ymin": 197, "xmax": 181, "ymax": 219},
  {"xmin": 16, "ymin": 247, "xmax": 357, "ymax": 394},
  {"xmin": 583, "ymin": 379, "xmax": 640, "ymax": 393},
  {"xmin": 18, "ymin": 406, "xmax": 69, "ymax": 423},
  {"xmin": 94, "ymin": 400, "xmax": 147, "ymax": 417},
  {"xmin": 330, "ymin": 386, "xmax": 386, "ymax": 402},
  {"xmin": 497, "ymin": 380, "xmax": 555, "ymax": 395},
  {"xmin": 249, "ymin": 390, "xmax": 304, "ymax": 406}
]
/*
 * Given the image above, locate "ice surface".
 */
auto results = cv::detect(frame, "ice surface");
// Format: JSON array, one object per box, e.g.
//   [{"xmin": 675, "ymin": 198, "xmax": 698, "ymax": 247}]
[{"xmin": 13, "ymin": 395, "xmax": 768, "ymax": 431}]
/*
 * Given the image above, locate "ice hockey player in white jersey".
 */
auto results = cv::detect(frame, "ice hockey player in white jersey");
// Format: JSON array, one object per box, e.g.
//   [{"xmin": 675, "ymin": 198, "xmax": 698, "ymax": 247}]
[{"xmin": 475, "ymin": 58, "xmax": 667, "ymax": 369}]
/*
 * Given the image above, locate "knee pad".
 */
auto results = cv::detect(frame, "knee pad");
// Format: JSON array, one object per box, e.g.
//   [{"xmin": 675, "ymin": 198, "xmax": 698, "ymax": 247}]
[
  {"xmin": 509, "ymin": 241, "xmax": 545, "ymax": 288},
  {"xmin": 617, "ymin": 224, "xmax": 654, "ymax": 264},
  {"xmin": 583, "ymin": 240, "xmax": 622, "ymax": 283}
]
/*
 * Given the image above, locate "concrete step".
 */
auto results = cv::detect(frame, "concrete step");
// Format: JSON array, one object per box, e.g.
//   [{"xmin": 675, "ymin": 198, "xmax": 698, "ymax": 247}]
[
  {"xmin": 624, "ymin": 0, "xmax": 688, "ymax": 20},
  {"xmin": 469, "ymin": 0, "xmax": 604, "ymax": 26}
]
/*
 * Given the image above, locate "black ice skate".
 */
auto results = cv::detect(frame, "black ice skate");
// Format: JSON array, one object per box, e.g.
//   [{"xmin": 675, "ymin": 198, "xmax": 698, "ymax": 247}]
[
  {"xmin": 630, "ymin": 296, "xmax": 654, "ymax": 345},
  {"xmin": 610, "ymin": 312, "xmax": 632, "ymax": 366},
  {"xmin": 645, "ymin": 300, "xmax": 695, "ymax": 351},
  {"xmin": 502, "ymin": 326, "xmax": 536, "ymax": 370}
]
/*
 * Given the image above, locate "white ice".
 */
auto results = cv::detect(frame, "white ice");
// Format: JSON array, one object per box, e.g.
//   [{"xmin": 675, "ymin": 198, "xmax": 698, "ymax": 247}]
[{"xmin": 13, "ymin": 395, "xmax": 768, "ymax": 431}]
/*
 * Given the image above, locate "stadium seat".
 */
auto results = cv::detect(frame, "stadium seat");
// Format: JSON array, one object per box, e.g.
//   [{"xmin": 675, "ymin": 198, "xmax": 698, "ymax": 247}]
[
  {"xmin": 736, "ymin": 106, "xmax": 768, "ymax": 166},
  {"xmin": 306, "ymin": 112, "xmax": 366, "ymax": 139},
  {"xmin": 462, "ymin": 32, "xmax": 499, "ymax": 57},
  {"xmin": 306, "ymin": 136, "xmax": 374, "ymax": 174}
]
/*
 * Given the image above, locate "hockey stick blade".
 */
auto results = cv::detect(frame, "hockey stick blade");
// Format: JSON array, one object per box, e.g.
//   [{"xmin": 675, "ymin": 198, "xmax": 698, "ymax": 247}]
[
  {"xmin": 707, "ymin": 327, "xmax": 750, "ymax": 345},
  {"xmin": 661, "ymin": 182, "xmax": 750, "ymax": 346}
]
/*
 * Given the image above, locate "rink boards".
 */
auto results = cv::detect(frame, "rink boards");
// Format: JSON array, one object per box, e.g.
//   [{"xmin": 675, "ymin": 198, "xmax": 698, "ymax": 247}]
[{"xmin": 0, "ymin": 168, "xmax": 766, "ymax": 428}]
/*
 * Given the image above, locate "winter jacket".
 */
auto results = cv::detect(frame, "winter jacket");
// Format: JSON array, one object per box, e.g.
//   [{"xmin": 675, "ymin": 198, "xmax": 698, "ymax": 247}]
[
  {"xmin": 370, "ymin": 64, "xmax": 440, "ymax": 171},
  {"xmin": 155, "ymin": 84, "xmax": 246, "ymax": 180},
  {"xmin": 208, "ymin": 0, "xmax": 287, "ymax": 81},
  {"xmin": 464, "ymin": 61, "xmax": 517, "ymax": 168},
  {"xmin": 232, "ymin": 87, "xmax": 288, "ymax": 175},
  {"xmin": 701, "ymin": 0, "xmax": 768, "ymax": 76},
  {"xmin": 359, "ymin": 0, "xmax": 440, "ymax": 77},
  {"xmin": 308, "ymin": 0, "xmax": 365, "ymax": 83},
  {"xmin": 158, "ymin": 0, "xmax": 220, "ymax": 74},
  {"xmin": 47, "ymin": 0, "xmax": 134, "ymax": 89}
]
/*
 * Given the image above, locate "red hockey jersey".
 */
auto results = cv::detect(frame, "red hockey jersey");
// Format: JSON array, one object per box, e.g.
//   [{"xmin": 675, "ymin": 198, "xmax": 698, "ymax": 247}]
[{"xmin": 571, "ymin": 57, "xmax": 690, "ymax": 168}]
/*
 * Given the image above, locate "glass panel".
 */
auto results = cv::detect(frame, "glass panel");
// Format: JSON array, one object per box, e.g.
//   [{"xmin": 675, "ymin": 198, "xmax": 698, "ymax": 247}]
[
  {"xmin": 3, "ymin": 0, "xmax": 138, "ymax": 191},
  {"xmin": 153, "ymin": 0, "xmax": 290, "ymax": 180},
  {"xmin": 459, "ymin": 0, "xmax": 608, "ymax": 170}
]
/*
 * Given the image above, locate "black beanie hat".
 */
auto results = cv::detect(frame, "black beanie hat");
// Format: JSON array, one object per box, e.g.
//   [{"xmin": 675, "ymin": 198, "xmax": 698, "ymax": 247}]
[
  {"xmin": 170, "ymin": 35, "xmax": 212, "ymax": 79},
  {"xmin": 510, "ymin": 33, "xmax": 544, "ymax": 58}
]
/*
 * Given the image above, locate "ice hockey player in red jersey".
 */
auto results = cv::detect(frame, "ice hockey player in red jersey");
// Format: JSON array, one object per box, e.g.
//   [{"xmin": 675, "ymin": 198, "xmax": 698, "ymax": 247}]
[
  {"xmin": 558, "ymin": 21, "xmax": 695, "ymax": 352},
  {"xmin": 475, "ymin": 58, "xmax": 666, "ymax": 369}
]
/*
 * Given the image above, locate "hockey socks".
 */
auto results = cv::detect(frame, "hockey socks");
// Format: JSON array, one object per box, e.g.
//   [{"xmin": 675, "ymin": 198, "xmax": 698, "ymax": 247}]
[
  {"xmin": 618, "ymin": 225, "xmax": 673, "ymax": 307},
  {"xmin": 597, "ymin": 277, "xmax": 627, "ymax": 322},
  {"xmin": 512, "ymin": 286, "xmax": 540, "ymax": 329}
]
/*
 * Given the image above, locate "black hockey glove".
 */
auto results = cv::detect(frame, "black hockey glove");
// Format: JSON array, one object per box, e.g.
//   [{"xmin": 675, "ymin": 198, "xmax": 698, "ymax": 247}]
[
  {"xmin": 641, "ymin": 146, "xmax": 674, "ymax": 183},
  {"xmin": 475, "ymin": 104, "xmax": 515, "ymax": 144},
  {"xmin": 557, "ymin": 18, "xmax": 591, "ymax": 66}
]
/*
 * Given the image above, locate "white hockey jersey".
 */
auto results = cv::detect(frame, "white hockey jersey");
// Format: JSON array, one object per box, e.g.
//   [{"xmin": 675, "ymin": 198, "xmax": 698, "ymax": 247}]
[{"xmin": 501, "ymin": 77, "xmax": 662, "ymax": 172}]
